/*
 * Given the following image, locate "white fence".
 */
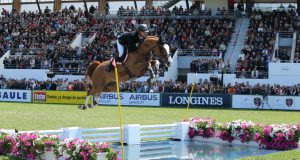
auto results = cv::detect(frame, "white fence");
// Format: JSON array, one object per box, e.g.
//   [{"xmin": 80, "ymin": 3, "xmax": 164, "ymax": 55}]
[{"xmin": 1, "ymin": 123, "xmax": 190, "ymax": 145}]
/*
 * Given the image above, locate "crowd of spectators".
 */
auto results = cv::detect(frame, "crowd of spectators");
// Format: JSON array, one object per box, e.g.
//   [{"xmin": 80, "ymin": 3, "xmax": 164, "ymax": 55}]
[
  {"xmin": 1, "ymin": 5, "xmax": 234, "ymax": 74},
  {"xmin": 1, "ymin": 76, "xmax": 300, "ymax": 96},
  {"xmin": 190, "ymin": 59, "xmax": 231, "ymax": 73},
  {"xmin": 236, "ymin": 9, "xmax": 297, "ymax": 79},
  {"xmin": 274, "ymin": 48, "xmax": 292, "ymax": 62}
]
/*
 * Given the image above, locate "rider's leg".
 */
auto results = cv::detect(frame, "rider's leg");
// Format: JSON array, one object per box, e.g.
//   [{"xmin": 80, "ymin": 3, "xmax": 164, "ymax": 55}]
[
  {"xmin": 117, "ymin": 40, "xmax": 124, "ymax": 58},
  {"xmin": 106, "ymin": 41, "xmax": 125, "ymax": 72}
]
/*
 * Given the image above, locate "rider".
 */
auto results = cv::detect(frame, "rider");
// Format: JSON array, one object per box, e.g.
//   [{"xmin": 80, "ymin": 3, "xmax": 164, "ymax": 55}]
[{"xmin": 106, "ymin": 24, "xmax": 149, "ymax": 72}]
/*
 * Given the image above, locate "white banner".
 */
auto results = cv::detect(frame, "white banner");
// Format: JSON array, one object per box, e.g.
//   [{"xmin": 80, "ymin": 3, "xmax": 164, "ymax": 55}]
[
  {"xmin": 232, "ymin": 95, "xmax": 264, "ymax": 109},
  {"xmin": 0, "ymin": 89, "xmax": 32, "ymax": 102},
  {"xmin": 267, "ymin": 96, "xmax": 300, "ymax": 110},
  {"xmin": 98, "ymin": 92, "xmax": 160, "ymax": 106}
]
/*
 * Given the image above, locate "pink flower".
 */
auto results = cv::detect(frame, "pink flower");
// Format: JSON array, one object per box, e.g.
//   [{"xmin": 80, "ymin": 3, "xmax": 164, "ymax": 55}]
[
  {"xmin": 277, "ymin": 132, "xmax": 283, "ymax": 139},
  {"xmin": 101, "ymin": 142, "xmax": 109, "ymax": 149},
  {"xmin": 254, "ymin": 133, "xmax": 261, "ymax": 142},
  {"xmin": 242, "ymin": 124, "xmax": 248, "ymax": 130},
  {"xmin": 264, "ymin": 126, "xmax": 272, "ymax": 135}
]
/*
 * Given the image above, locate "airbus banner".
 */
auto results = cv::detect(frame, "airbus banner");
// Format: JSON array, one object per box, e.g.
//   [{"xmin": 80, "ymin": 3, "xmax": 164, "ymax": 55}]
[
  {"xmin": 0, "ymin": 89, "xmax": 31, "ymax": 102},
  {"xmin": 98, "ymin": 92, "xmax": 160, "ymax": 106},
  {"xmin": 161, "ymin": 93, "xmax": 231, "ymax": 108}
]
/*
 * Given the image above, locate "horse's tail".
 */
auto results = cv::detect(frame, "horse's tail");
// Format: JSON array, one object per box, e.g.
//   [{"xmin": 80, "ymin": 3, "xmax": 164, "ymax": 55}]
[{"xmin": 84, "ymin": 61, "xmax": 101, "ymax": 91}]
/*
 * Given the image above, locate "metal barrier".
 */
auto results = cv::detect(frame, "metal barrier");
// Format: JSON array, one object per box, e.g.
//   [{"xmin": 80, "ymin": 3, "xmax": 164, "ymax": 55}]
[
  {"xmin": 10, "ymin": 48, "xmax": 46, "ymax": 56},
  {"xmin": 235, "ymin": 70, "xmax": 269, "ymax": 79},
  {"xmin": 178, "ymin": 49, "xmax": 222, "ymax": 57}
]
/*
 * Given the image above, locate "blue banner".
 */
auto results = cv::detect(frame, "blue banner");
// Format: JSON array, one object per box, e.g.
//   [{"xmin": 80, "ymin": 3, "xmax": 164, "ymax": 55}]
[
  {"xmin": 98, "ymin": 92, "xmax": 160, "ymax": 106},
  {"xmin": 0, "ymin": 89, "xmax": 32, "ymax": 102},
  {"xmin": 161, "ymin": 93, "xmax": 231, "ymax": 108}
]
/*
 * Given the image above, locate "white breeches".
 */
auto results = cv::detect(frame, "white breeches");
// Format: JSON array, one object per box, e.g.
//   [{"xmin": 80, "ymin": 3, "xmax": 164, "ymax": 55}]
[{"xmin": 117, "ymin": 40, "xmax": 124, "ymax": 57}]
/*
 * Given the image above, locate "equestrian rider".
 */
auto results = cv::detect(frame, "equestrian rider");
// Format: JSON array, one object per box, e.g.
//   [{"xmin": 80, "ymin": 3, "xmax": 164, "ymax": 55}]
[{"xmin": 106, "ymin": 24, "xmax": 149, "ymax": 72}]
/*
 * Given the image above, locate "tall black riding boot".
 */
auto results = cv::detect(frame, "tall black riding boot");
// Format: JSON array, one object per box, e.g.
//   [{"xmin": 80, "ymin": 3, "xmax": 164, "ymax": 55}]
[{"xmin": 106, "ymin": 61, "xmax": 113, "ymax": 72}]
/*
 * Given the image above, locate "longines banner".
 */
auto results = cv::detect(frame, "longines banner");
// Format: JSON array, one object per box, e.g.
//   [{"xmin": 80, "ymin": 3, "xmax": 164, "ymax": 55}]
[
  {"xmin": 232, "ymin": 95, "xmax": 264, "ymax": 109},
  {"xmin": 0, "ymin": 89, "xmax": 31, "ymax": 102},
  {"xmin": 161, "ymin": 93, "xmax": 231, "ymax": 107},
  {"xmin": 98, "ymin": 92, "xmax": 160, "ymax": 106},
  {"xmin": 32, "ymin": 91, "xmax": 91, "ymax": 104},
  {"xmin": 267, "ymin": 96, "xmax": 300, "ymax": 110}
]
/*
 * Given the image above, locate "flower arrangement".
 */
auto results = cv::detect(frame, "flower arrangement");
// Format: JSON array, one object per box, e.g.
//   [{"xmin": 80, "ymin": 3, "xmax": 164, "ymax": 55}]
[
  {"xmin": 0, "ymin": 132, "xmax": 119, "ymax": 160},
  {"xmin": 57, "ymin": 138, "xmax": 119, "ymax": 160},
  {"xmin": 254, "ymin": 124, "xmax": 300, "ymax": 150},
  {"xmin": 217, "ymin": 120, "xmax": 258, "ymax": 143},
  {"xmin": 0, "ymin": 134, "xmax": 16, "ymax": 155},
  {"xmin": 187, "ymin": 118, "xmax": 300, "ymax": 150},
  {"xmin": 188, "ymin": 117, "xmax": 216, "ymax": 139},
  {"xmin": 0, "ymin": 132, "xmax": 58, "ymax": 159}
]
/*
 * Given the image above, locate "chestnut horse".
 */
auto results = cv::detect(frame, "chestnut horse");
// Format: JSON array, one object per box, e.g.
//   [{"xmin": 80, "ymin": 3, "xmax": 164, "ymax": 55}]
[{"xmin": 80, "ymin": 37, "xmax": 172, "ymax": 109}]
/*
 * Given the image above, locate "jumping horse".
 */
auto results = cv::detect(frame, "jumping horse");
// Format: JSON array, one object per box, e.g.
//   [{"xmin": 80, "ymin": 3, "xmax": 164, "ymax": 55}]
[{"xmin": 80, "ymin": 36, "xmax": 172, "ymax": 109}]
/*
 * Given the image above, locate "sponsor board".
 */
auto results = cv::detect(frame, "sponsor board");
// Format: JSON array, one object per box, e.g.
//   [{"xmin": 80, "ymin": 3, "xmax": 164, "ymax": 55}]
[
  {"xmin": 32, "ymin": 91, "xmax": 91, "ymax": 104},
  {"xmin": 232, "ymin": 95, "xmax": 264, "ymax": 109},
  {"xmin": 0, "ymin": 89, "xmax": 31, "ymax": 102},
  {"xmin": 98, "ymin": 92, "xmax": 160, "ymax": 106},
  {"xmin": 233, "ymin": 95, "xmax": 300, "ymax": 110},
  {"xmin": 161, "ymin": 93, "xmax": 231, "ymax": 107},
  {"xmin": 268, "ymin": 96, "xmax": 300, "ymax": 110}
]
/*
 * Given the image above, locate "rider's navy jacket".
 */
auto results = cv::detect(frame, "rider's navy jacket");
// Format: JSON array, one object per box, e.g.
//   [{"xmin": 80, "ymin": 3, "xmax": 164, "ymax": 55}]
[{"xmin": 118, "ymin": 31, "xmax": 141, "ymax": 52}]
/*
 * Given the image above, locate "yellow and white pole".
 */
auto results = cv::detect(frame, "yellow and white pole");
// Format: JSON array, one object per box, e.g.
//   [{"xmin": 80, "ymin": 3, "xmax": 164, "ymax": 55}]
[{"xmin": 114, "ymin": 64, "xmax": 125, "ymax": 160}]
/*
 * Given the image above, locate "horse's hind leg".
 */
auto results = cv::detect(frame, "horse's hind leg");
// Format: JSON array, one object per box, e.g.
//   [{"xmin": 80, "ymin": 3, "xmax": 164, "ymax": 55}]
[{"xmin": 89, "ymin": 87, "xmax": 104, "ymax": 108}]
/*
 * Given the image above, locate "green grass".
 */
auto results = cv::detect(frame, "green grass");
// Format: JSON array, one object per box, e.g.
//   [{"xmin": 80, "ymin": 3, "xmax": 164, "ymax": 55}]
[
  {"xmin": 0, "ymin": 102, "xmax": 300, "ymax": 160},
  {"xmin": 0, "ymin": 102, "xmax": 300, "ymax": 130},
  {"xmin": 241, "ymin": 149, "xmax": 300, "ymax": 160}
]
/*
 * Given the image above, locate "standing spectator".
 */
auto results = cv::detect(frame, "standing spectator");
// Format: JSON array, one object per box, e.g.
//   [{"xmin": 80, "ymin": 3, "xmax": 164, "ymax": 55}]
[{"xmin": 251, "ymin": 67, "xmax": 259, "ymax": 78}]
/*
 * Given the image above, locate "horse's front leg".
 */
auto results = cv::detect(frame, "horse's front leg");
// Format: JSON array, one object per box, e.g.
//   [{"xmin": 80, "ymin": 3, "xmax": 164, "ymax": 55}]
[{"xmin": 148, "ymin": 60, "xmax": 160, "ymax": 84}]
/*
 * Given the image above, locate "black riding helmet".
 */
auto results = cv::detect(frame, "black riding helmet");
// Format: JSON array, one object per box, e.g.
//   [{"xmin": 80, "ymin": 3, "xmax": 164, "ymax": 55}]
[{"xmin": 137, "ymin": 24, "xmax": 149, "ymax": 33}]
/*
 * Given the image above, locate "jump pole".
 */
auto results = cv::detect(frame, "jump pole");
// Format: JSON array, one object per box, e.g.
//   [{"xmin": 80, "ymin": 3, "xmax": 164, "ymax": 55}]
[
  {"xmin": 114, "ymin": 60, "xmax": 125, "ymax": 160},
  {"xmin": 185, "ymin": 73, "xmax": 197, "ymax": 120}
]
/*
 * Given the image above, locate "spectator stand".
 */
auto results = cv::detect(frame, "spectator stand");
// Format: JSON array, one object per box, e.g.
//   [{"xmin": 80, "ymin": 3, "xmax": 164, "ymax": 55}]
[{"xmin": 235, "ymin": 9, "xmax": 297, "ymax": 79}]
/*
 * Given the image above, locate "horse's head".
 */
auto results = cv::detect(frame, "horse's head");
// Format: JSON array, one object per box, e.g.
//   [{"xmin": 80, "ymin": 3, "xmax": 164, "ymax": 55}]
[{"xmin": 153, "ymin": 37, "xmax": 172, "ymax": 68}]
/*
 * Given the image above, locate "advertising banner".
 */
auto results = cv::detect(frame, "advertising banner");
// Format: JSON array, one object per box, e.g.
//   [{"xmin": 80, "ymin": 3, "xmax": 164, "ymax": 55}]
[
  {"xmin": 161, "ymin": 93, "xmax": 231, "ymax": 108},
  {"xmin": 98, "ymin": 92, "xmax": 160, "ymax": 106},
  {"xmin": 232, "ymin": 95, "xmax": 264, "ymax": 109},
  {"xmin": 0, "ymin": 89, "xmax": 31, "ymax": 102},
  {"xmin": 268, "ymin": 96, "xmax": 300, "ymax": 110},
  {"xmin": 32, "ymin": 91, "xmax": 90, "ymax": 104}
]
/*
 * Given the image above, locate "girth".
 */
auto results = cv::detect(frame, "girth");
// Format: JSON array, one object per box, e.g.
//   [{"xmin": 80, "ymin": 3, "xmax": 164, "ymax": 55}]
[{"xmin": 122, "ymin": 63, "xmax": 137, "ymax": 79}]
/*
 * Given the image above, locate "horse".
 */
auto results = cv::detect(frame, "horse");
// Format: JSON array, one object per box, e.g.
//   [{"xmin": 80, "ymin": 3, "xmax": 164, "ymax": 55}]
[{"xmin": 80, "ymin": 36, "xmax": 172, "ymax": 109}]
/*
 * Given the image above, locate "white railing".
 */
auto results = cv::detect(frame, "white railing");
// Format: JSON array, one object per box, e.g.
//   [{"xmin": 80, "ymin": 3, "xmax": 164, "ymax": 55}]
[
  {"xmin": 140, "ymin": 124, "xmax": 177, "ymax": 140},
  {"xmin": 0, "ymin": 123, "xmax": 192, "ymax": 145},
  {"xmin": 291, "ymin": 32, "xmax": 297, "ymax": 62},
  {"xmin": 272, "ymin": 32, "xmax": 279, "ymax": 60},
  {"xmin": 81, "ymin": 127, "xmax": 121, "ymax": 143}
]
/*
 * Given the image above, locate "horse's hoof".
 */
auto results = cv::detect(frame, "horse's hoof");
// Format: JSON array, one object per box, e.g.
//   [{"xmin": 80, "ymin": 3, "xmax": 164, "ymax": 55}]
[{"xmin": 78, "ymin": 105, "xmax": 87, "ymax": 110}]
